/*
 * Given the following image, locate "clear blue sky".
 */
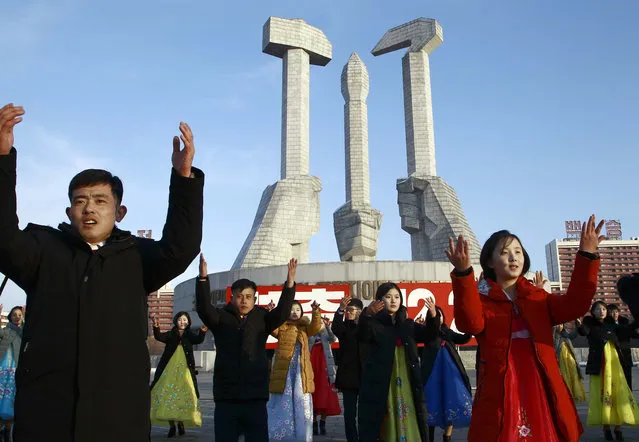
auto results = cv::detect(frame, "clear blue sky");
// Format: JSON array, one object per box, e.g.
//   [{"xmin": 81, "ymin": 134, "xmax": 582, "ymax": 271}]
[{"xmin": 1, "ymin": 0, "xmax": 638, "ymax": 308}]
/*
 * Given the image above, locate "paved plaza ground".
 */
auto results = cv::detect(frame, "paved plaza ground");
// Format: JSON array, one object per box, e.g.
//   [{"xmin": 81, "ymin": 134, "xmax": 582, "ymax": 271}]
[{"xmin": 151, "ymin": 368, "xmax": 639, "ymax": 441}]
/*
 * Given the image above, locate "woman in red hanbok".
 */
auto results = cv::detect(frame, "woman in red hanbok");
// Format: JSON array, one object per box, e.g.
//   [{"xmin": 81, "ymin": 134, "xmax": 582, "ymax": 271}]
[{"xmin": 446, "ymin": 215, "xmax": 603, "ymax": 442}]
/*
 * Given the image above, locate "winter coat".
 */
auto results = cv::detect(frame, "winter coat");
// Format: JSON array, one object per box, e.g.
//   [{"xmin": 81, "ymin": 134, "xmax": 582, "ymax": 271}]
[
  {"xmin": 195, "ymin": 277, "xmax": 295, "ymax": 402},
  {"xmin": 357, "ymin": 307, "xmax": 440, "ymax": 442},
  {"xmin": 0, "ymin": 322, "xmax": 22, "ymax": 363},
  {"xmin": 420, "ymin": 324, "xmax": 472, "ymax": 392},
  {"xmin": 578, "ymin": 316, "xmax": 637, "ymax": 375},
  {"xmin": 553, "ymin": 325, "xmax": 583, "ymax": 379},
  {"xmin": 270, "ymin": 309, "xmax": 322, "ymax": 393},
  {"xmin": 309, "ymin": 325, "xmax": 337, "ymax": 385},
  {"xmin": 150, "ymin": 326, "xmax": 206, "ymax": 398},
  {"xmin": 452, "ymin": 252, "xmax": 600, "ymax": 442},
  {"xmin": 0, "ymin": 149, "xmax": 203, "ymax": 442},
  {"xmin": 331, "ymin": 311, "xmax": 366, "ymax": 391}
]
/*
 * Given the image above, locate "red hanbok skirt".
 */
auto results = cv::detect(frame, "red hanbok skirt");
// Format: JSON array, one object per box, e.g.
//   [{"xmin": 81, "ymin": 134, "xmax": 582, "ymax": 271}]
[
  {"xmin": 310, "ymin": 343, "xmax": 341, "ymax": 416},
  {"xmin": 500, "ymin": 337, "xmax": 561, "ymax": 441}
]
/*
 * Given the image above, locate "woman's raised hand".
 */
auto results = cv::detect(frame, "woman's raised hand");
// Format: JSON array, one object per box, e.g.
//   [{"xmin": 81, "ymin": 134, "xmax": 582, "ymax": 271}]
[
  {"xmin": 364, "ymin": 300, "xmax": 384, "ymax": 316},
  {"xmin": 446, "ymin": 235, "xmax": 471, "ymax": 272},
  {"xmin": 533, "ymin": 271, "xmax": 547, "ymax": 289},
  {"xmin": 424, "ymin": 297, "xmax": 437, "ymax": 318},
  {"xmin": 579, "ymin": 215, "xmax": 605, "ymax": 254}
]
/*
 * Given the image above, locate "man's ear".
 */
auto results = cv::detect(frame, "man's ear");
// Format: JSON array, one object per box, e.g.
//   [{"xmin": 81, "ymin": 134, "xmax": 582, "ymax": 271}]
[
  {"xmin": 65, "ymin": 207, "xmax": 72, "ymax": 222},
  {"xmin": 116, "ymin": 205, "xmax": 127, "ymax": 223}
]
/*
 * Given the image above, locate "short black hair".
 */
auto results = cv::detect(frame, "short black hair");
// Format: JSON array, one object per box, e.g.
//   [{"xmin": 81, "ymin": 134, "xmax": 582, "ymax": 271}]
[
  {"xmin": 347, "ymin": 298, "xmax": 363, "ymax": 310},
  {"xmin": 173, "ymin": 311, "xmax": 192, "ymax": 328},
  {"xmin": 480, "ymin": 230, "xmax": 531, "ymax": 282},
  {"xmin": 231, "ymin": 279, "xmax": 257, "ymax": 297},
  {"xmin": 590, "ymin": 300, "xmax": 608, "ymax": 316},
  {"xmin": 607, "ymin": 303, "xmax": 620, "ymax": 312},
  {"xmin": 68, "ymin": 169, "xmax": 124, "ymax": 204}
]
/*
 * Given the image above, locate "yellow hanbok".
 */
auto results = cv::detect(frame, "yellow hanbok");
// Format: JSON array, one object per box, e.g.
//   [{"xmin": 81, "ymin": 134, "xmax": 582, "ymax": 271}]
[
  {"xmin": 559, "ymin": 342, "xmax": 587, "ymax": 402},
  {"xmin": 587, "ymin": 341, "xmax": 639, "ymax": 426},
  {"xmin": 150, "ymin": 345, "xmax": 202, "ymax": 427},
  {"xmin": 380, "ymin": 346, "xmax": 421, "ymax": 442}
]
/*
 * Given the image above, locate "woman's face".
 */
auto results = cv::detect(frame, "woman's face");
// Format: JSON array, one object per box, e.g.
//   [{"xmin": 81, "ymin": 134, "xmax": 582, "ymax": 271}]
[
  {"xmin": 176, "ymin": 315, "xmax": 189, "ymax": 330},
  {"xmin": 9, "ymin": 309, "xmax": 23, "ymax": 326},
  {"xmin": 290, "ymin": 304, "xmax": 302, "ymax": 321},
  {"xmin": 592, "ymin": 304, "xmax": 607, "ymax": 320},
  {"xmin": 381, "ymin": 288, "xmax": 402, "ymax": 315},
  {"xmin": 489, "ymin": 237, "xmax": 525, "ymax": 283}
]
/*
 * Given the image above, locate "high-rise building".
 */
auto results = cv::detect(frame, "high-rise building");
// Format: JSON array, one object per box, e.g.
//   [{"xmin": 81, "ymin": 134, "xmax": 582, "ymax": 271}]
[
  {"xmin": 546, "ymin": 237, "xmax": 639, "ymax": 318},
  {"xmin": 147, "ymin": 283, "xmax": 175, "ymax": 355}
]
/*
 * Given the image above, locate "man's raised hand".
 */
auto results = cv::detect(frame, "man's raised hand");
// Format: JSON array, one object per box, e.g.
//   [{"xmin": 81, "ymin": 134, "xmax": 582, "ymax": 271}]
[
  {"xmin": 339, "ymin": 296, "xmax": 351, "ymax": 311},
  {"xmin": 286, "ymin": 258, "xmax": 297, "ymax": 288},
  {"xmin": 0, "ymin": 104, "xmax": 25, "ymax": 155},
  {"xmin": 172, "ymin": 122, "xmax": 195, "ymax": 178},
  {"xmin": 199, "ymin": 253, "xmax": 208, "ymax": 278},
  {"xmin": 445, "ymin": 235, "xmax": 471, "ymax": 272}
]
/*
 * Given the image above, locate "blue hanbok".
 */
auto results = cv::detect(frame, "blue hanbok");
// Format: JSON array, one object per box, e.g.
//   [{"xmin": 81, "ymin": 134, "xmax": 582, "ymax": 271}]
[
  {"xmin": 425, "ymin": 343, "xmax": 473, "ymax": 428},
  {"xmin": 0, "ymin": 343, "xmax": 17, "ymax": 420}
]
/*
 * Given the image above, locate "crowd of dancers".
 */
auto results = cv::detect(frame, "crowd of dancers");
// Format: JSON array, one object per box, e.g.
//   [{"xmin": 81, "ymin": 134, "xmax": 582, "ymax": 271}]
[
  {"xmin": 148, "ymin": 216, "xmax": 639, "ymax": 441},
  {"xmin": 1, "ymin": 102, "xmax": 639, "ymax": 441}
]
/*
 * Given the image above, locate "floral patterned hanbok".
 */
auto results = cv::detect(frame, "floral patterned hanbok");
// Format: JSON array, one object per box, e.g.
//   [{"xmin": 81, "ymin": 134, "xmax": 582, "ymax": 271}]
[
  {"xmin": 379, "ymin": 344, "xmax": 421, "ymax": 441},
  {"xmin": 267, "ymin": 342, "xmax": 313, "ymax": 441}
]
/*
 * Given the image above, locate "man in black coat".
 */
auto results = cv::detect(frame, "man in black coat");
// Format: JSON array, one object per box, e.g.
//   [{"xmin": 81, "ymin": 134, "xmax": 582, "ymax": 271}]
[
  {"xmin": 332, "ymin": 296, "xmax": 364, "ymax": 442},
  {"xmin": 0, "ymin": 103, "xmax": 204, "ymax": 441},
  {"xmin": 196, "ymin": 254, "xmax": 297, "ymax": 441}
]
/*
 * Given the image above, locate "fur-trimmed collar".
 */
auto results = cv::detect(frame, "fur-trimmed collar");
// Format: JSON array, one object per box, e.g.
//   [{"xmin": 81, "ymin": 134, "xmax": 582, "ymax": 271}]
[{"xmin": 285, "ymin": 316, "xmax": 310, "ymax": 327}]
